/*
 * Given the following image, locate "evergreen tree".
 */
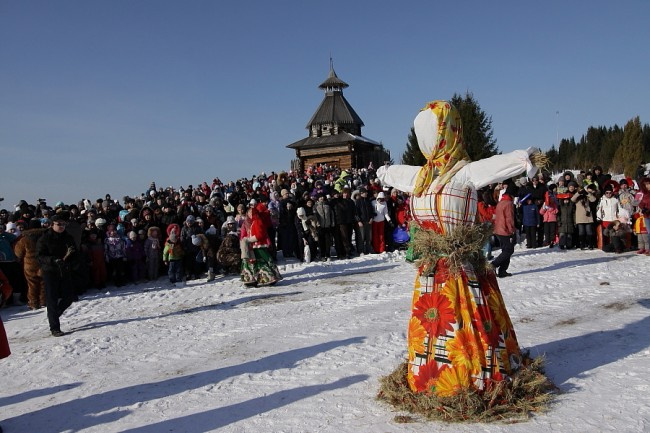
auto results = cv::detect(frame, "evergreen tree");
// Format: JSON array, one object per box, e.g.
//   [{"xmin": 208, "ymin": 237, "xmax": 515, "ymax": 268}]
[
  {"xmin": 643, "ymin": 124, "xmax": 650, "ymax": 164},
  {"xmin": 450, "ymin": 92, "xmax": 499, "ymax": 160},
  {"xmin": 613, "ymin": 116, "xmax": 643, "ymax": 177},
  {"xmin": 400, "ymin": 127, "xmax": 426, "ymax": 165},
  {"xmin": 546, "ymin": 145, "xmax": 559, "ymax": 171},
  {"xmin": 557, "ymin": 138, "xmax": 577, "ymax": 169},
  {"xmin": 599, "ymin": 125, "xmax": 623, "ymax": 171}
]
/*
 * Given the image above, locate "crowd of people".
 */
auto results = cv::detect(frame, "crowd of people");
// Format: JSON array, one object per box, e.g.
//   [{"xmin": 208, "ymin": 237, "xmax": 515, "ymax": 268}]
[{"xmin": 1, "ymin": 163, "xmax": 649, "ymax": 334}]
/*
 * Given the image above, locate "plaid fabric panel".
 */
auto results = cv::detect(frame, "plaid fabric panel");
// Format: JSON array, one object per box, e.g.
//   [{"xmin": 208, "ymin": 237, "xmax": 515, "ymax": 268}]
[{"xmin": 410, "ymin": 180, "xmax": 478, "ymax": 234}]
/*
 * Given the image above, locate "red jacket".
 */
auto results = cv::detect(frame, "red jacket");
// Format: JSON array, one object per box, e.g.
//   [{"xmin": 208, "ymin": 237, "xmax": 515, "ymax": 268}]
[
  {"xmin": 493, "ymin": 194, "xmax": 515, "ymax": 236},
  {"xmin": 477, "ymin": 202, "xmax": 495, "ymax": 224},
  {"xmin": 0, "ymin": 269, "xmax": 12, "ymax": 359},
  {"xmin": 638, "ymin": 177, "xmax": 650, "ymax": 215}
]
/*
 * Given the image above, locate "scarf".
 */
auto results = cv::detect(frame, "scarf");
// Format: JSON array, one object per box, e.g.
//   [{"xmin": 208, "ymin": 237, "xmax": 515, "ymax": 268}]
[{"xmin": 412, "ymin": 101, "xmax": 470, "ymax": 197}]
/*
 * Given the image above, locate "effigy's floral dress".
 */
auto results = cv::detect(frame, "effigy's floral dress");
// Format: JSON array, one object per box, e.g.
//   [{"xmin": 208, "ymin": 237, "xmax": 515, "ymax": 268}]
[{"xmin": 378, "ymin": 101, "xmax": 533, "ymax": 396}]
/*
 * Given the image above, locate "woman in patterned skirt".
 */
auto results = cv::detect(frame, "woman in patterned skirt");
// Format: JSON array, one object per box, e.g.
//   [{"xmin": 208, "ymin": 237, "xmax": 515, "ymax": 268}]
[{"xmin": 240, "ymin": 206, "xmax": 282, "ymax": 287}]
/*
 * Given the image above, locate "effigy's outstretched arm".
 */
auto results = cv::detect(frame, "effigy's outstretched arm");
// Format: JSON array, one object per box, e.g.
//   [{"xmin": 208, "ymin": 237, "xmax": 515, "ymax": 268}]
[
  {"xmin": 453, "ymin": 148, "xmax": 540, "ymax": 189},
  {"xmin": 376, "ymin": 164, "xmax": 420, "ymax": 193},
  {"xmin": 377, "ymin": 147, "xmax": 540, "ymax": 192}
]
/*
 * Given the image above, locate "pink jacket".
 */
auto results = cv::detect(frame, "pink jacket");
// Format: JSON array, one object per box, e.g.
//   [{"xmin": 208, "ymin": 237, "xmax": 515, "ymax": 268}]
[{"xmin": 539, "ymin": 204, "xmax": 558, "ymax": 223}]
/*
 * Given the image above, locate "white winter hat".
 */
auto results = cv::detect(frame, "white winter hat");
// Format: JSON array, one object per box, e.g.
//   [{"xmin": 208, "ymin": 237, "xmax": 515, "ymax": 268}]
[
  {"xmin": 296, "ymin": 207, "xmax": 306, "ymax": 218},
  {"xmin": 191, "ymin": 234, "xmax": 202, "ymax": 246},
  {"xmin": 95, "ymin": 218, "xmax": 107, "ymax": 227},
  {"xmin": 377, "ymin": 192, "xmax": 386, "ymax": 199}
]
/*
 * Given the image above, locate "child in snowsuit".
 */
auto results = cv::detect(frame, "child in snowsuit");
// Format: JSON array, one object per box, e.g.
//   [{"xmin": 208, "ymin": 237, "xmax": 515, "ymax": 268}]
[
  {"xmin": 83, "ymin": 230, "xmax": 107, "ymax": 289},
  {"xmin": 104, "ymin": 226, "xmax": 127, "ymax": 287},
  {"xmin": 125, "ymin": 231, "xmax": 146, "ymax": 283},
  {"xmin": 163, "ymin": 231, "xmax": 184, "ymax": 285},
  {"xmin": 557, "ymin": 197, "xmax": 576, "ymax": 249},
  {"xmin": 217, "ymin": 230, "xmax": 241, "ymax": 274},
  {"xmin": 539, "ymin": 199, "xmax": 558, "ymax": 248},
  {"xmin": 192, "ymin": 233, "xmax": 220, "ymax": 281},
  {"xmin": 144, "ymin": 226, "xmax": 162, "ymax": 281},
  {"xmin": 522, "ymin": 198, "xmax": 540, "ymax": 248},
  {"xmin": 602, "ymin": 220, "xmax": 630, "ymax": 253}
]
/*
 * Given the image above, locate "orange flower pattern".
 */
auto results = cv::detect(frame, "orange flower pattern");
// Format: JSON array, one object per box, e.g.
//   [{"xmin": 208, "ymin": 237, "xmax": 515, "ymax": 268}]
[
  {"xmin": 435, "ymin": 365, "xmax": 471, "ymax": 397},
  {"xmin": 407, "ymin": 260, "xmax": 521, "ymax": 397},
  {"xmin": 446, "ymin": 327, "xmax": 487, "ymax": 375},
  {"xmin": 407, "ymin": 316, "xmax": 427, "ymax": 361}
]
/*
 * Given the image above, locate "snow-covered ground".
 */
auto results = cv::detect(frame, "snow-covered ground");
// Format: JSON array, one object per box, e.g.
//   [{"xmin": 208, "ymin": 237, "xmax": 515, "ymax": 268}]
[{"xmin": 1, "ymin": 245, "xmax": 649, "ymax": 433}]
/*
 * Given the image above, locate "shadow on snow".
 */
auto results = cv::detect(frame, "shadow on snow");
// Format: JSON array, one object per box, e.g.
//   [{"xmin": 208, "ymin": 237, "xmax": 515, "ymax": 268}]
[
  {"xmin": 530, "ymin": 299, "xmax": 650, "ymax": 389},
  {"xmin": 4, "ymin": 337, "xmax": 368, "ymax": 432},
  {"xmin": 68, "ymin": 291, "xmax": 303, "ymax": 333}
]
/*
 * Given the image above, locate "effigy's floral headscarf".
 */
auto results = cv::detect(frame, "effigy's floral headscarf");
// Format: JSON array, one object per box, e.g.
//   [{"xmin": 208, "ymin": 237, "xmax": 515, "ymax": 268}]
[{"xmin": 412, "ymin": 101, "xmax": 470, "ymax": 197}]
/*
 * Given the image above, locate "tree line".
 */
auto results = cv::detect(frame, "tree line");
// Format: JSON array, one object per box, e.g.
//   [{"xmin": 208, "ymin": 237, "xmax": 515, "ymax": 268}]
[{"xmin": 545, "ymin": 118, "xmax": 650, "ymax": 177}]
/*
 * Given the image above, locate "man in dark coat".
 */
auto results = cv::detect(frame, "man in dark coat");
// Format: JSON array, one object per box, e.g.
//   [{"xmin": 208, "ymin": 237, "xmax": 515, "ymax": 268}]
[
  {"xmin": 354, "ymin": 187, "xmax": 375, "ymax": 255},
  {"xmin": 36, "ymin": 214, "xmax": 78, "ymax": 337},
  {"xmin": 331, "ymin": 188, "xmax": 357, "ymax": 259}
]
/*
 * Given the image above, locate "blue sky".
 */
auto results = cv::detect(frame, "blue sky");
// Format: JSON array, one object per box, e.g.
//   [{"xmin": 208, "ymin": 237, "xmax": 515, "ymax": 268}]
[{"xmin": 1, "ymin": 1, "xmax": 649, "ymax": 209}]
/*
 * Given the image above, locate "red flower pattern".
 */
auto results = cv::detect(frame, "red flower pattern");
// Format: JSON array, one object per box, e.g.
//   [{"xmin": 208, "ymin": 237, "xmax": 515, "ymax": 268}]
[{"xmin": 412, "ymin": 292, "xmax": 455, "ymax": 337}]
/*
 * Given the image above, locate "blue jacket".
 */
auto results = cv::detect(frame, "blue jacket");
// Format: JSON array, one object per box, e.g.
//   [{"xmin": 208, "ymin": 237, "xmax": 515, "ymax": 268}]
[
  {"xmin": 522, "ymin": 203, "xmax": 540, "ymax": 227},
  {"xmin": 0, "ymin": 233, "xmax": 17, "ymax": 262}
]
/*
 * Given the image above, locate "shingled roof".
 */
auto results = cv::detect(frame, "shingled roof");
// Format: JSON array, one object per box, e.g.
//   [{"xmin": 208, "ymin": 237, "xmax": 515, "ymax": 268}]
[
  {"xmin": 318, "ymin": 67, "xmax": 349, "ymax": 90},
  {"xmin": 305, "ymin": 91, "xmax": 364, "ymax": 128},
  {"xmin": 286, "ymin": 132, "xmax": 379, "ymax": 150}
]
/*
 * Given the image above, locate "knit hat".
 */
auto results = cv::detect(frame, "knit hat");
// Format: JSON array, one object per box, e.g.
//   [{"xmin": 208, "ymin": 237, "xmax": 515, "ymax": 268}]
[
  {"xmin": 128, "ymin": 231, "xmax": 137, "ymax": 240},
  {"xmin": 377, "ymin": 192, "xmax": 386, "ymax": 199},
  {"xmin": 205, "ymin": 225, "xmax": 217, "ymax": 235},
  {"xmin": 296, "ymin": 207, "xmax": 306, "ymax": 218},
  {"xmin": 226, "ymin": 216, "xmax": 236, "ymax": 224},
  {"xmin": 95, "ymin": 218, "xmax": 107, "ymax": 228},
  {"xmin": 186, "ymin": 215, "xmax": 195, "ymax": 223}
]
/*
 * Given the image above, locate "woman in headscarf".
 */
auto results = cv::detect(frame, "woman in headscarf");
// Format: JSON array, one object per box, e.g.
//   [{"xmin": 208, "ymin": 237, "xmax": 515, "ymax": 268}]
[{"xmin": 240, "ymin": 207, "xmax": 282, "ymax": 287}]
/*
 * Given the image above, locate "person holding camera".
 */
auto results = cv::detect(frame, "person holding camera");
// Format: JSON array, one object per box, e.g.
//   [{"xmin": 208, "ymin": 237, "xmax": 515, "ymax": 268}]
[
  {"xmin": 36, "ymin": 214, "xmax": 78, "ymax": 337},
  {"xmin": 571, "ymin": 185, "xmax": 598, "ymax": 250}
]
